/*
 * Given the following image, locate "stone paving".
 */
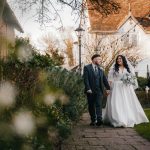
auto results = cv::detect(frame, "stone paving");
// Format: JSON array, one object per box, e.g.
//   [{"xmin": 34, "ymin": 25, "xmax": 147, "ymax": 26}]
[{"xmin": 61, "ymin": 113, "xmax": 150, "ymax": 150}]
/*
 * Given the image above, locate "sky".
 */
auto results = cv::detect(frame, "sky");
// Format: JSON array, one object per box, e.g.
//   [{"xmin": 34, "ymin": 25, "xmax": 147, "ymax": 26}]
[
  {"xmin": 8, "ymin": 1, "xmax": 150, "ymax": 57},
  {"xmin": 7, "ymin": 0, "xmax": 150, "ymax": 76},
  {"xmin": 8, "ymin": 0, "xmax": 80, "ymax": 50}
]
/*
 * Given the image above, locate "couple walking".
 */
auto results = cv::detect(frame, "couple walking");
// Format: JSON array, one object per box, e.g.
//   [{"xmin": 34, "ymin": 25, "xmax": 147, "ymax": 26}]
[{"xmin": 83, "ymin": 54, "xmax": 149, "ymax": 127}]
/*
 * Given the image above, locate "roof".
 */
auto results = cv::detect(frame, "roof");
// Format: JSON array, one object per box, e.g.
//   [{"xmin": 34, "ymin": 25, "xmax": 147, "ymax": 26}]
[
  {"xmin": 87, "ymin": 0, "xmax": 150, "ymax": 33},
  {"xmin": 1, "ymin": 1, "xmax": 23, "ymax": 33}
]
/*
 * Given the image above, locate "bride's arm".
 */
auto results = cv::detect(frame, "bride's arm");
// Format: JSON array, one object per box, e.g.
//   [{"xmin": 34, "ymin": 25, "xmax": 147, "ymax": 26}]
[
  {"xmin": 109, "ymin": 81, "xmax": 112, "ymax": 87},
  {"xmin": 108, "ymin": 69, "xmax": 114, "ymax": 89}
]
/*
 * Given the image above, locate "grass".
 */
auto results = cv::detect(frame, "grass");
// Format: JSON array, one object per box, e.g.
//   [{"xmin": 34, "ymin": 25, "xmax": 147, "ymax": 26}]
[{"xmin": 134, "ymin": 109, "xmax": 150, "ymax": 141}]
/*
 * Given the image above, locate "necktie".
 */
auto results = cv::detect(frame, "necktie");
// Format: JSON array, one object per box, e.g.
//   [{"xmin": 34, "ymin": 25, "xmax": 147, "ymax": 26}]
[{"xmin": 95, "ymin": 66, "xmax": 98, "ymax": 75}]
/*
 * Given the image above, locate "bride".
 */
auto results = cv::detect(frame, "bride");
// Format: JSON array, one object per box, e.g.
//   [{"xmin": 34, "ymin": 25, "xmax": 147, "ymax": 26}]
[{"xmin": 103, "ymin": 55, "xmax": 149, "ymax": 127}]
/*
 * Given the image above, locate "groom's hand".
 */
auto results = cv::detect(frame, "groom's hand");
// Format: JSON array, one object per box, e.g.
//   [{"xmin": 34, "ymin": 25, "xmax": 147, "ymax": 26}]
[
  {"xmin": 87, "ymin": 89, "xmax": 92, "ymax": 94},
  {"xmin": 106, "ymin": 90, "xmax": 110, "ymax": 96}
]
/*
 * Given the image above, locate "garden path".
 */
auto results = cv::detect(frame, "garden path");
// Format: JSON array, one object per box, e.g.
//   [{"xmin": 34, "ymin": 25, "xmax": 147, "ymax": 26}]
[{"xmin": 61, "ymin": 113, "xmax": 150, "ymax": 150}]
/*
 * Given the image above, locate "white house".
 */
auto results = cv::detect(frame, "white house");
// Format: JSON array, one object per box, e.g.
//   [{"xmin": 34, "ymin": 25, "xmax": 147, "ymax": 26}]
[{"xmin": 84, "ymin": 0, "xmax": 150, "ymax": 73}]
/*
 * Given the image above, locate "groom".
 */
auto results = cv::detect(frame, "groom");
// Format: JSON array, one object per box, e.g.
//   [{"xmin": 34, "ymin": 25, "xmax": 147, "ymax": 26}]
[{"xmin": 83, "ymin": 54, "xmax": 110, "ymax": 126}]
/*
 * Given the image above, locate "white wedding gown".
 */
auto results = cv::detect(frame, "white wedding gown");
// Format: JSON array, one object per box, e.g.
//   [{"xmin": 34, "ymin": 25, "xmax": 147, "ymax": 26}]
[{"xmin": 103, "ymin": 68, "xmax": 149, "ymax": 127}]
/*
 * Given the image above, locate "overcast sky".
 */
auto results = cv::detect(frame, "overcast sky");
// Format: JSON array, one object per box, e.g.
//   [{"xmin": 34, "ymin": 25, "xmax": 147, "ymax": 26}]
[
  {"xmin": 8, "ymin": 0, "xmax": 80, "ymax": 49},
  {"xmin": 8, "ymin": 1, "xmax": 150, "ymax": 59},
  {"xmin": 6, "ymin": 1, "xmax": 150, "ymax": 77}
]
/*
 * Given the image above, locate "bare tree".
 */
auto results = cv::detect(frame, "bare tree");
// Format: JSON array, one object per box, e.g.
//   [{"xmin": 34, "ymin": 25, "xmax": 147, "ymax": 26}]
[
  {"xmin": 60, "ymin": 27, "xmax": 75, "ymax": 67},
  {"xmin": 39, "ymin": 28, "xmax": 76, "ymax": 67},
  {"xmin": 39, "ymin": 33, "xmax": 60, "ymax": 50},
  {"xmin": 83, "ymin": 33, "xmax": 143, "ymax": 72},
  {"xmin": 8, "ymin": 0, "xmax": 120, "ymax": 26},
  {"xmin": 64, "ymin": 39, "xmax": 74, "ymax": 66},
  {"xmin": 123, "ymin": 48, "xmax": 142, "ymax": 68},
  {"xmin": 39, "ymin": 33, "xmax": 64, "ymax": 65}
]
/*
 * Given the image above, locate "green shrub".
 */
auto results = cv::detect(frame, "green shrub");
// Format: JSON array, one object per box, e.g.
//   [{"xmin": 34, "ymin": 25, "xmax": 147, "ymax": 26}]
[
  {"xmin": 136, "ymin": 91, "xmax": 150, "ymax": 108},
  {"xmin": 137, "ymin": 77, "xmax": 148, "ymax": 90},
  {"xmin": 0, "ymin": 51, "xmax": 86, "ymax": 149},
  {"xmin": 47, "ymin": 67, "xmax": 86, "ymax": 121}
]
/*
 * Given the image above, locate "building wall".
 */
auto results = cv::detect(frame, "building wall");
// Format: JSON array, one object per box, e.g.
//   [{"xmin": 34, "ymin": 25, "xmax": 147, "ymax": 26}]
[
  {"xmin": 0, "ymin": 19, "xmax": 15, "ymax": 59},
  {"xmin": 118, "ymin": 18, "xmax": 150, "ymax": 57},
  {"xmin": 119, "ymin": 18, "xmax": 150, "ymax": 77},
  {"xmin": 85, "ymin": 17, "xmax": 150, "ymax": 68}
]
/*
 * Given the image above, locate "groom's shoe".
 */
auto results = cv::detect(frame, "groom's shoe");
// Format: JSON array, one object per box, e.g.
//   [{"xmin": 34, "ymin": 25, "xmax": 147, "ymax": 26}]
[
  {"xmin": 90, "ymin": 122, "xmax": 96, "ymax": 126},
  {"xmin": 96, "ymin": 121, "xmax": 103, "ymax": 126}
]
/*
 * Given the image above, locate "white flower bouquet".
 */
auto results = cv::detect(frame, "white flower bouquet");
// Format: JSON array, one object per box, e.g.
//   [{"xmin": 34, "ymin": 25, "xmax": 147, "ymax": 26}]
[{"xmin": 121, "ymin": 73, "xmax": 137, "ymax": 86}]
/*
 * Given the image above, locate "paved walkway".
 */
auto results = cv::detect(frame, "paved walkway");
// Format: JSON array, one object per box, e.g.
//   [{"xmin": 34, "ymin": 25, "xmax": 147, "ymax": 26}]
[{"xmin": 61, "ymin": 113, "xmax": 150, "ymax": 150}]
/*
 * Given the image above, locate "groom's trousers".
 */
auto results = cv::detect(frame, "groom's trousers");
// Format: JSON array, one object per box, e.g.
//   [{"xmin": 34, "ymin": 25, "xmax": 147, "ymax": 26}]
[{"xmin": 87, "ymin": 93, "xmax": 103, "ymax": 122}]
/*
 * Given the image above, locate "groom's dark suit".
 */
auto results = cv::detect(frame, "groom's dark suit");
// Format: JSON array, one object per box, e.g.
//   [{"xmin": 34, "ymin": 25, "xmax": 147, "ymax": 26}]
[{"xmin": 83, "ymin": 64, "xmax": 110, "ymax": 123}]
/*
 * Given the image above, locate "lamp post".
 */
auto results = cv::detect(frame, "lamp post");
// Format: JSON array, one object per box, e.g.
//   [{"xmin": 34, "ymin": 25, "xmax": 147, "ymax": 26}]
[{"xmin": 75, "ymin": 26, "xmax": 85, "ymax": 75}]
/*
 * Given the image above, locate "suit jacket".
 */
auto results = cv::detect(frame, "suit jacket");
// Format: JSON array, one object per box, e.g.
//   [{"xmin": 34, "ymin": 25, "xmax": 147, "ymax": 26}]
[{"xmin": 83, "ymin": 64, "xmax": 110, "ymax": 94}]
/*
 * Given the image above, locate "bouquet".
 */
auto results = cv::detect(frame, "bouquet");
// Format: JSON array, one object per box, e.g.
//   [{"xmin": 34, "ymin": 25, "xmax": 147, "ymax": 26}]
[{"xmin": 121, "ymin": 73, "xmax": 137, "ymax": 86}]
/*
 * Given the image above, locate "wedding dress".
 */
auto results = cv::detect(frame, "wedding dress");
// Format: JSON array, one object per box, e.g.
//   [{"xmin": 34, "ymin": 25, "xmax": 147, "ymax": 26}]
[{"xmin": 103, "ymin": 64, "xmax": 149, "ymax": 127}]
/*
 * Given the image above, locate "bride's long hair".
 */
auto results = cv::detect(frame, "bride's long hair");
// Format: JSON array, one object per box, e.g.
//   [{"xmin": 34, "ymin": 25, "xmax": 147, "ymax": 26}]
[{"xmin": 114, "ymin": 55, "xmax": 131, "ymax": 73}]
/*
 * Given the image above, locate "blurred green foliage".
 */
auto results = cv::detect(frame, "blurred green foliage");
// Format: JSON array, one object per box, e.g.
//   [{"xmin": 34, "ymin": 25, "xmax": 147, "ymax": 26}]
[
  {"xmin": 0, "ymin": 37, "xmax": 86, "ymax": 150},
  {"xmin": 137, "ymin": 77, "xmax": 148, "ymax": 90}
]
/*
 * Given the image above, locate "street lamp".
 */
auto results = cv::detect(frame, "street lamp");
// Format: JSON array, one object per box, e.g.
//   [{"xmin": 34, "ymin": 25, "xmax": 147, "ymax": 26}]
[{"xmin": 75, "ymin": 26, "xmax": 85, "ymax": 75}]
